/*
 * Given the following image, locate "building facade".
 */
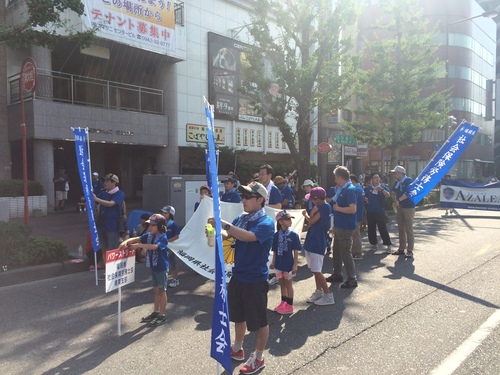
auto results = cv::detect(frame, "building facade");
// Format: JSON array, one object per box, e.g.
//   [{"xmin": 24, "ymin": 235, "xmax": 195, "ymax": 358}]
[
  {"xmin": 1, "ymin": 0, "xmax": 297, "ymax": 208},
  {"xmin": 318, "ymin": 0, "xmax": 497, "ymax": 184}
]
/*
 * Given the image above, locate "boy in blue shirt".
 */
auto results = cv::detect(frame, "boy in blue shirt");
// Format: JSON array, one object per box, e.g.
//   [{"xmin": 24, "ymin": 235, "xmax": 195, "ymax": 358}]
[
  {"xmin": 221, "ymin": 177, "xmax": 242, "ymax": 203},
  {"xmin": 302, "ymin": 187, "xmax": 335, "ymax": 305},
  {"xmin": 120, "ymin": 214, "xmax": 169, "ymax": 326}
]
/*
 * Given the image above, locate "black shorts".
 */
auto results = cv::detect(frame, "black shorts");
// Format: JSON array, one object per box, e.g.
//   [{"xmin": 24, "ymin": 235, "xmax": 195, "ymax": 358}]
[{"xmin": 228, "ymin": 277, "xmax": 269, "ymax": 332}]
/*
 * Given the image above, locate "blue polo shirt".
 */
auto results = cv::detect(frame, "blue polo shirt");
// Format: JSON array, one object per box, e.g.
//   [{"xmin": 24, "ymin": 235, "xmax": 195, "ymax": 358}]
[
  {"xmin": 268, "ymin": 185, "xmax": 283, "ymax": 205},
  {"xmin": 221, "ymin": 189, "xmax": 241, "ymax": 203},
  {"xmin": 231, "ymin": 214, "xmax": 275, "ymax": 283},
  {"xmin": 272, "ymin": 230, "xmax": 301, "ymax": 272},
  {"xmin": 354, "ymin": 183, "xmax": 365, "ymax": 223},
  {"xmin": 97, "ymin": 189, "xmax": 125, "ymax": 233},
  {"xmin": 392, "ymin": 176, "xmax": 415, "ymax": 208},
  {"xmin": 279, "ymin": 185, "xmax": 295, "ymax": 208},
  {"xmin": 333, "ymin": 184, "xmax": 357, "ymax": 230},
  {"xmin": 166, "ymin": 220, "xmax": 180, "ymax": 240},
  {"xmin": 303, "ymin": 202, "xmax": 332, "ymax": 255},
  {"xmin": 365, "ymin": 185, "xmax": 390, "ymax": 214}
]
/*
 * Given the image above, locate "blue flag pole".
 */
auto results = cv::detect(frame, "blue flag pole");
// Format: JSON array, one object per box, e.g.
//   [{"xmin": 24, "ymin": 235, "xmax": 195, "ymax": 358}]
[
  {"xmin": 204, "ymin": 97, "xmax": 232, "ymax": 374},
  {"xmin": 72, "ymin": 128, "xmax": 100, "ymax": 284},
  {"xmin": 407, "ymin": 121, "xmax": 478, "ymax": 205}
]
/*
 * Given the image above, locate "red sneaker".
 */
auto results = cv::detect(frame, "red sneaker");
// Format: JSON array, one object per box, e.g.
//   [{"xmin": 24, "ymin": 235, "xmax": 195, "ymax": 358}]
[
  {"xmin": 240, "ymin": 353, "xmax": 265, "ymax": 374},
  {"xmin": 231, "ymin": 347, "xmax": 245, "ymax": 361},
  {"xmin": 273, "ymin": 301, "xmax": 286, "ymax": 312}
]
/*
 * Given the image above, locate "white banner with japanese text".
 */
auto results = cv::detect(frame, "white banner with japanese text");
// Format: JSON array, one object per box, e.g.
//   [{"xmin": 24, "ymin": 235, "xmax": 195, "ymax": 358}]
[{"xmin": 83, "ymin": 0, "xmax": 175, "ymax": 54}]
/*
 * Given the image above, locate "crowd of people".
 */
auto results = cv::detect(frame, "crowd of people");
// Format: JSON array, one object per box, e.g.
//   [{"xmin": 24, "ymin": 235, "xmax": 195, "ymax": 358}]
[{"xmin": 80, "ymin": 162, "xmax": 417, "ymax": 374}]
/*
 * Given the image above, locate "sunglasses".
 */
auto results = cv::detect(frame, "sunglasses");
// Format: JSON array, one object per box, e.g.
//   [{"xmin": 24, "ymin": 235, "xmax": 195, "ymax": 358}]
[{"xmin": 241, "ymin": 193, "xmax": 259, "ymax": 200}]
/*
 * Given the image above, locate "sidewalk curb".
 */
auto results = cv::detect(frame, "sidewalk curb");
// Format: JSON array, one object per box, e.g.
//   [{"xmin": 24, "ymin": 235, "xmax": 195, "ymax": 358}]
[{"xmin": 0, "ymin": 259, "xmax": 90, "ymax": 288}]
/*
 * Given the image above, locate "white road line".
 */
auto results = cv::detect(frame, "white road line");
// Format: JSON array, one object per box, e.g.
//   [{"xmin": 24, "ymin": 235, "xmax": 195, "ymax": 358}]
[{"xmin": 430, "ymin": 309, "xmax": 500, "ymax": 375}]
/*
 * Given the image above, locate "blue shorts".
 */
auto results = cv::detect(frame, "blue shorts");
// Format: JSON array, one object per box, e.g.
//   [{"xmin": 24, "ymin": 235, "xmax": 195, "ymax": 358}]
[
  {"xmin": 98, "ymin": 230, "xmax": 119, "ymax": 251},
  {"xmin": 168, "ymin": 249, "xmax": 177, "ymax": 269},
  {"xmin": 151, "ymin": 269, "xmax": 169, "ymax": 291}
]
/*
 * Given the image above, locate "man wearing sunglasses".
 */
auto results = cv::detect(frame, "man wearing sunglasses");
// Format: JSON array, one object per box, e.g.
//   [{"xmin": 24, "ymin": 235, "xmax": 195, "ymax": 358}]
[{"xmin": 208, "ymin": 182, "xmax": 274, "ymax": 374}]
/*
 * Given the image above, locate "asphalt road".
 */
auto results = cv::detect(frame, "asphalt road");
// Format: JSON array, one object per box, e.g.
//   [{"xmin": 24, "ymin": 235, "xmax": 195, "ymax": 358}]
[{"xmin": 1, "ymin": 208, "xmax": 499, "ymax": 375}]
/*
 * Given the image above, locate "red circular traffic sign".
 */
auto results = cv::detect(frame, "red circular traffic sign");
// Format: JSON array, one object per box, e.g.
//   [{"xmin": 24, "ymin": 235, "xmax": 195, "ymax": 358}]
[
  {"xmin": 317, "ymin": 142, "xmax": 332, "ymax": 154},
  {"xmin": 21, "ymin": 57, "xmax": 37, "ymax": 94}
]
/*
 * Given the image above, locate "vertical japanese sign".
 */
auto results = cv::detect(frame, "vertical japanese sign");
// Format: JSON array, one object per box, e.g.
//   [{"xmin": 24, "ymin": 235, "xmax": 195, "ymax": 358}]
[
  {"xmin": 73, "ymin": 128, "xmax": 99, "ymax": 254},
  {"xmin": 407, "ymin": 121, "xmax": 478, "ymax": 204},
  {"xmin": 83, "ymin": 0, "xmax": 175, "ymax": 54},
  {"xmin": 105, "ymin": 248, "xmax": 136, "ymax": 293},
  {"xmin": 204, "ymin": 98, "xmax": 232, "ymax": 374}
]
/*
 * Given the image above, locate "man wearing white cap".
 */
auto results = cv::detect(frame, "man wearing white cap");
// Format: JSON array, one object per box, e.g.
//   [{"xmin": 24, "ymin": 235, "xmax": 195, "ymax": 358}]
[
  {"xmin": 301, "ymin": 179, "xmax": 315, "ymax": 215},
  {"xmin": 390, "ymin": 166, "xmax": 415, "ymax": 258},
  {"xmin": 92, "ymin": 172, "xmax": 104, "ymax": 195}
]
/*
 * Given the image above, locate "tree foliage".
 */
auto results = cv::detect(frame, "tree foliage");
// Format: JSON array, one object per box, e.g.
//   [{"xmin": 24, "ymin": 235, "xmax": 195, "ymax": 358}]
[
  {"xmin": 346, "ymin": 0, "xmax": 449, "ymax": 172},
  {"xmin": 0, "ymin": 0, "xmax": 96, "ymax": 48},
  {"xmin": 241, "ymin": 0, "xmax": 359, "ymax": 188}
]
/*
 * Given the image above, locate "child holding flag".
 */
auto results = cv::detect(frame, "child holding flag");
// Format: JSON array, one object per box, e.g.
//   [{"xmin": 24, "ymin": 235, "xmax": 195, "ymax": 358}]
[
  {"xmin": 270, "ymin": 211, "xmax": 301, "ymax": 315},
  {"xmin": 119, "ymin": 213, "xmax": 169, "ymax": 327}
]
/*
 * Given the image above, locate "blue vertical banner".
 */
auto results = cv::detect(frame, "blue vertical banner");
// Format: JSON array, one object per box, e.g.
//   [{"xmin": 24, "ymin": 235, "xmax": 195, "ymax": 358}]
[
  {"xmin": 407, "ymin": 121, "xmax": 478, "ymax": 204},
  {"xmin": 205, "ymin": 98, "xmax": 232, "ymax": 374},
  {"xmin": 73, "ymin": 128, "xmax": 99, "ymax": 253},
  {"xmin": 205, "ymin": 149, "xmax": 212, "ymax": 190}
]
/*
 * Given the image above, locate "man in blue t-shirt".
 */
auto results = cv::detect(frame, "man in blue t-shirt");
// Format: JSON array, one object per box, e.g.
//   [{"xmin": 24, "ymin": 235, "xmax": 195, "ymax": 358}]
[
  {"xmin": 258, "ymin": 164, "xmax": 283, "ymax": 209},
  {"xmin": 93, "ymin": 173, "xmax": 125, "ymax": 274},
  {"xmin": 325, "ymin": 166, "xmax": 358, "ymax": 289},
  {"xmin": 208, "ymin": 182, "xmax": 274, "ymax": 374},
  {"xmin": 390, "ymin": 165, "xmax": 416, "ymax": 258},
  {"xmin": 221, "ymin": 177, "xmax": 242, "ymax": 203},
  {"xmin": 349, "ymin": 174, "xmax": 365, "ymax": 260}
]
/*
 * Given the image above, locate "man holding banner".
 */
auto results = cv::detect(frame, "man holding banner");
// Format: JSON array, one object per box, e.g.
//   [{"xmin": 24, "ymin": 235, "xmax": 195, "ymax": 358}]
[
  {"xmin": 390, "ymin": 166, "xmax": 416, "ymax": 258},
  {"xmin": 208, "ymin": 182, "xmax": 274, "ymax": 374},
  {"xmin": 93, "ymin": 173, "xmax": 125, "ymax": 274}
]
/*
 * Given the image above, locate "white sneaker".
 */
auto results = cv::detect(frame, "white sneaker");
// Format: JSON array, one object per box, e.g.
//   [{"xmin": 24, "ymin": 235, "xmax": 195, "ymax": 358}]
[
  {"xmin": 369, "ymin": 244, "xmax": 378, "ymax": 251},
  {"xmin": 168, "ymin": 279, "xmax": 179, "ymax": 288},
  {"xmin": 306, "ymin": 290, "xmax": 324, "ymax": 303},
  {"xmin": 385, "ymin": 245, "xmax": 392, "ymax": 254},
  {"xmin": 314, "ymin": 293, "xmax": 335, "ymax": 306},
  {"xmin": 268, "ymin": 275, "xmax": 279, "ymax": 285}
]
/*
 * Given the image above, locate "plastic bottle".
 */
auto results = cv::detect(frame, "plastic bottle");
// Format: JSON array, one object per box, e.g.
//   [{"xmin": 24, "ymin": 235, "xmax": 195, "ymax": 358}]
[
  {"xmin": 206, "ymin": 224, "xmax": 215, "ymax": 247},
  {"xmin": 78, "ymin": 244, "xmax": 83, "ymax": 257}
]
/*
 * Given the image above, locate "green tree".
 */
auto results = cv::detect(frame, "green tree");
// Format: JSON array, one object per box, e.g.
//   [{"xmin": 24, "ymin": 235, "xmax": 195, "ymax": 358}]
[
  {"xmin": 346, "ymin": 0, "xmax": 449, "ymax": 175},
  {"xmin": 241, "ymin": 0, "xmax": 359, "ymax": 190},
  {"xmin": 0, "ymin": 0, "xmax": 95, "ymax": 48}
]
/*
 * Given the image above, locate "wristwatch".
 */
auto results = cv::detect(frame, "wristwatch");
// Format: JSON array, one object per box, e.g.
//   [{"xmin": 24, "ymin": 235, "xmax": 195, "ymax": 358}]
[{"xmin": 223, "ymin": 223, "xmax": 231, "ymax": 230}]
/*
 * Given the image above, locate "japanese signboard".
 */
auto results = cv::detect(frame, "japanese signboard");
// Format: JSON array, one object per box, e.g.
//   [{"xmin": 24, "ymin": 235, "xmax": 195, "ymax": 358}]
[
  {"xmin": 186, "ymin": 123, "xmax": 225, "ymax": 144},
  {"xmin": 334, "ymin": 134, "xmax": 355, "ymax": 145},
  {"xmin": 21, "ymin": 58, "xmax": 37, "ymax": 94},
  {"xmin": 105, "ymin": 248, "xmax": 136, "ymax": 293},
  {"xmin": 83, "ymin": 0, "xmax": 175, "ymax": 55},
  {"xmin": 208, "ymin": 32, "xmax": 282, "ymax": 125}
]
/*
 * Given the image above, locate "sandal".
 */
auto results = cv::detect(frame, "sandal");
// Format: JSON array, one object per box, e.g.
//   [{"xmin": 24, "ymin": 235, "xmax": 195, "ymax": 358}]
[{"xmin": 391, "ymin": 249, "xmax": 405, "ymax": 255}]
